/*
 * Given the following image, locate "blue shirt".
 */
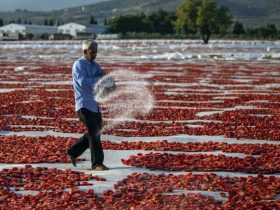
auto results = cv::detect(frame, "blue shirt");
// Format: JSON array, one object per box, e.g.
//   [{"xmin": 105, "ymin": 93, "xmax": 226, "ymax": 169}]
[{"xmin": 72, "ymin": 56, "xmax": 104, "ymax": 113}]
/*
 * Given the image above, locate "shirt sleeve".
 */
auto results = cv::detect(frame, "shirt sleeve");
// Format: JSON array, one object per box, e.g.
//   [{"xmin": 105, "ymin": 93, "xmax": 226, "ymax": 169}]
[
  {"xmin": 96, "ymin": 63, "xmax": 106, "ymax": 76},
  {"xmin": 73, "ymin": 61, "xmax": 100, "ymax": 88}
]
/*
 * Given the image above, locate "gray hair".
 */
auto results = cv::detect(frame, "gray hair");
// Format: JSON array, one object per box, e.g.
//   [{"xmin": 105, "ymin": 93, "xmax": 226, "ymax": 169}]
[{"xmin": 82, "ymin": 40, "xmax": 98, "ymax": 51}]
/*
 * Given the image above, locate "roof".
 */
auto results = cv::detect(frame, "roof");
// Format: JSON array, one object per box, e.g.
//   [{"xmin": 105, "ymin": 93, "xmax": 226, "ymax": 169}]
[
  {"xmin": 0, "ymin": 23, "xmax": 57, "ymax": 29},
  {"xmin": 59, "ymin": 22, "xmax": 107, "ymax": 29}
]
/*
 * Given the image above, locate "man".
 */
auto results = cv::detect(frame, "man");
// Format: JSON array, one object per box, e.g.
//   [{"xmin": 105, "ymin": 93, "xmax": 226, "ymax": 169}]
[{"xmin": 66, "ymin": 40, "xmax": 109, "ymax": 171}]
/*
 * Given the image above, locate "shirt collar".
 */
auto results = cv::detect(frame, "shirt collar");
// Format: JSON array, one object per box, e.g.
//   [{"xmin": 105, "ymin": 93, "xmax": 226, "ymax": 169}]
[{"xmin": 82, "ymin": 56, "xmax": 95, "ymax": 65}]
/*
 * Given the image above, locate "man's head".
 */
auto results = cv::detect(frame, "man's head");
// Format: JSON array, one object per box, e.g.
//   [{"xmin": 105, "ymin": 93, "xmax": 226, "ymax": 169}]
[{"xmin": 83, "ymin": 40, "xmax": 98, "ymax": 61}]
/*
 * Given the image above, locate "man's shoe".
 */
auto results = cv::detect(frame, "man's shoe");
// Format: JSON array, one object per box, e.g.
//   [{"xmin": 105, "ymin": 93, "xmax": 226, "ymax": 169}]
[
  {"xmin": 92, "ymin": 164, "xmax": 109, "ymax": 171},
  {"xmin": 66, "ymin": 150, "xmax": 76, "ymax": 167}
]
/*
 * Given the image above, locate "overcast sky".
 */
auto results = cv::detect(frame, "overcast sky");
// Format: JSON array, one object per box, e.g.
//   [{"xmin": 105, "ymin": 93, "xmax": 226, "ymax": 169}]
[{"xmin": 0, "ymin": 0, "xmax": 107, "ymax": 11}]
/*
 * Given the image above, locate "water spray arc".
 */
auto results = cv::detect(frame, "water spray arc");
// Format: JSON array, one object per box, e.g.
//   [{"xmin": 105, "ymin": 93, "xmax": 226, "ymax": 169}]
[{"xmin": 94, "ymin": 69, "xmax": 155, "ymax": 132}]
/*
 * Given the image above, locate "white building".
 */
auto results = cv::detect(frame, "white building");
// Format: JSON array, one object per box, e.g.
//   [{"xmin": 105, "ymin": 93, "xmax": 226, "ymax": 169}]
[
  {"xmin": 58, "ymin": 22, "xmax": 107, "ymax": 38},
  {"xmin": 96, "ymin": 34, "xmax": 121, "ymax": 40},
  {"xmin": 0, "ymin": 23, "xmax": 57, "ymax": 39}
]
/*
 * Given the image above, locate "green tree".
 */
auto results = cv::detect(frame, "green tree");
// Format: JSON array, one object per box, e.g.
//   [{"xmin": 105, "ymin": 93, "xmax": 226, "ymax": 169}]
[
  {"xmin": 147, "ymin": 9, "xmax": 176, "ymax": 34},
  {"xmin": 25, "ymin": 33, "xmax": 34, "ymax": 40},
  {"xmin": 108, "ymin": 11, "xmax": 175, "ymax": 35},
  {"xmin": 256, "ymin": 24, "xmax": 278, "ymax": 39},
  {"xmin": 17, "ymin": 18, "xmax": 21, "ymax": 24},
  {"xmin": 108, "ymin": 14, "xmax": 151, "ymax": 34},
  {"xmin": 244, "ymin": 24, "xmax": 278, "ymax": 40},
  {"xmin": 44, "ymin": 19, "xmax": 54, "ymax": 26},
  {"xmin": 174, "ymin": 0, "xmax": 201, "ymax": 34},
  {"xmin": 215, "ymin": 5, "xmax": 232, "ymax": 34},
  {"xmin": 232, "ymin": 21, "xmax": 245, "ymax": 35},
  {"xmin": 196, "ymin": 0, "xmax": 232, "ymax": 43},
  {"xmin": 175, "ymin": 0, "xmax": 232, "ymax": 43},
  {"xmin": 266, "ymin": 24, "xmax": 277, "ymax": 39},
  {"xmin": 49, "ymin": 19, "xmax": 54, "ymax": 26},
  {"xmin": 57, "ymin": 19, "xmax": 62, "ymax": 26},
  {"xmin": 90, "ymin": 15, "xmax": 97, "ymax": 25},
  {"xmin": 40, "ymin": 33, "xmax": 49, "ymax": 40},
  {"xmin": 0, "ymin": 19, "xmax": 3, "ymax": 26}
]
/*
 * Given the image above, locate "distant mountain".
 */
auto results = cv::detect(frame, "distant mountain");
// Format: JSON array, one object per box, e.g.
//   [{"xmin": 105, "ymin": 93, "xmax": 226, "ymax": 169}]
[
  {"xmin": 216, "ymin": 0, "xmax": 280, "ymax": 27},
  {"xmin": 0, "ymin": 0, "xmax": 279, "ymax": 27},
  {"xmin": 0, "ymin": 0, "xmax": 107, "ymax": 12}
]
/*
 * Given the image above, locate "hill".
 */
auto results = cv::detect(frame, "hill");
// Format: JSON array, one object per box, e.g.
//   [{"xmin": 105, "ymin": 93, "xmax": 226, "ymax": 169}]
[
  {"xmin": 217, "ymin": 0, "xmax": 280, "ymax": 27},
  {"xmin": 0, "ymin": 0, "xmax": 107, "ymax": 12},
  {"xmin": 0, "ymin": 0, "xmax": 279, "ymax": 27}
]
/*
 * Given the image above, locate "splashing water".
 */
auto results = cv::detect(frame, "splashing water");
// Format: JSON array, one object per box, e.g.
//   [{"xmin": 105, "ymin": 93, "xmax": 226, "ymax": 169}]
[{"xmin": 94, "ymin": 69, "xmax": 155, "ymax": 132}]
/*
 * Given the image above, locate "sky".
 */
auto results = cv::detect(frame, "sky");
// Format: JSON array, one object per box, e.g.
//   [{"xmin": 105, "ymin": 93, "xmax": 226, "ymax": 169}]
[{"xmin": 0, "ymin": 0, "xmax": 107, "ymax": 11}]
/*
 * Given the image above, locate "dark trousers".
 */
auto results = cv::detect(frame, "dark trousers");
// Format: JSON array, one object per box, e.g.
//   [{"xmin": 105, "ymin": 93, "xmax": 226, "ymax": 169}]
[{"xmin": 68, "ymin": 107, "xmax": 104, "ymax": 166}]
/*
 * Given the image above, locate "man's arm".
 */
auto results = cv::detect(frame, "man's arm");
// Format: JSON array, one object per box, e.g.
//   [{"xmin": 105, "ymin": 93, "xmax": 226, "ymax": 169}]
[{"xmin": 96, "ymin": 63, "xmax": 106, "ymax": 77}]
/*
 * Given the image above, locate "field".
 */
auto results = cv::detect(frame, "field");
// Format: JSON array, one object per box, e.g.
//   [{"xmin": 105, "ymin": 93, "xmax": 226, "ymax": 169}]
[{"xmin": 0, "ymin": 40, "xmax": 280, "ymax": 209}]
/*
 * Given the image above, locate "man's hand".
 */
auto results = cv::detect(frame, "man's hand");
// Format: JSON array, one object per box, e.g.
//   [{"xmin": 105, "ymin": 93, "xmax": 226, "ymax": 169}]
[{"xmin": 104, "ymin": 75, "xmax": 116, "ymax": 93}]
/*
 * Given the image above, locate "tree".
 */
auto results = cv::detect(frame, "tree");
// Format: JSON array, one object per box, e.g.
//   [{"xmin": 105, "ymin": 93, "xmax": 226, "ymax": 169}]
[
  {"xmin": 0, "ymin": 19, "xmax": 3, "ymax": 26},
  {"xmin": 175, "ymin": 0, "xmax": 232, "ymax": 44},
  {"xmin": 232, "ymin": 21, "xmax": 245, "ymax": 35},
  {"xmin": 40, "ymin": 33, "xmax": 49, "ymax": 40},
  {"xmin": 108, "ymin": 14, "xmax": 151, "ymax": 34},
  {"xmin": 49, "ymin": 19, "xmax": 54, "ymax": 26},
  {"xmin": 90, "ymin": 15, "xmax": 97, "ymax": 25},
  {"xmin": 174, "ymin": 0, "xmax": 201, "ymax": 34},
  {"xmin": 25, "ymin": 33, "xmax": 34, "ymax": 40},
  {"xmin": 17, "ymin": 18, "xmax": 21, "ymax": 24},
  {"xmin": 56, "ymin": 19, "xmax": 63, "ymax": 26},
  {"xmin": 147, "ymin": 9, "xmax": 176, "ymax": 34},
  {"xmin": 108, "ymin": 11, "xmax": 176, "ymax": 35},
  {"xmin": 256, "ymin": 24, "xmax": 278, "ymax": 39},
  {"xmin": 44, "ymin": 19, "xmax": 54, "ymax": 26},
  {"xmin": 215, "ymin": 5, "xmax": 232, "ymax": 34},
  {"xmin": 196, "ymin": 0, "xmax": 232, "ymax": 43},
  {"xmin": 266, "ymin": 24, "xmax": 277, "ymax": 39}
]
